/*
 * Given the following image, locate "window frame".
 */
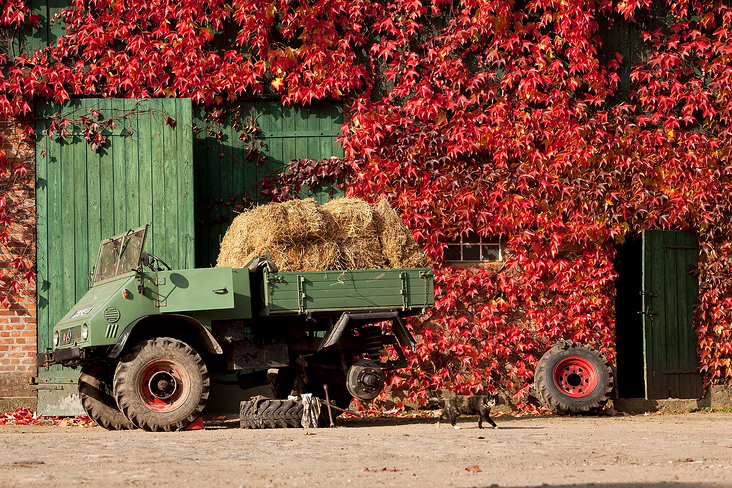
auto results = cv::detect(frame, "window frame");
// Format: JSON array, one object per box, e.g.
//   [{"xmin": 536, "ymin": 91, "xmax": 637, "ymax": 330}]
[{"xmin": 444, "ymin": 232, "xmax": 504, "ymax": 264}]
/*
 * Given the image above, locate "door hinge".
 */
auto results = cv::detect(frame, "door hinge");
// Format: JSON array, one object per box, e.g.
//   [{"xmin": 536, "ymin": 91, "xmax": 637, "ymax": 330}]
[
  {"xmin": 155, "ymin": 298, "xmax": 167, "ymax": 308},
  {"xmin": 637, "ymin": 308, "xmax": 658, "ymax": 317}
]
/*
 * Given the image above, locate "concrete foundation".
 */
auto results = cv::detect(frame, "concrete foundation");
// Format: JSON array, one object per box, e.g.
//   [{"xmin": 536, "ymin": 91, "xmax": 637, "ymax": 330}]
[{"xmin": 614, "ymin": 384, "xmax": 732, "ymax": 413}]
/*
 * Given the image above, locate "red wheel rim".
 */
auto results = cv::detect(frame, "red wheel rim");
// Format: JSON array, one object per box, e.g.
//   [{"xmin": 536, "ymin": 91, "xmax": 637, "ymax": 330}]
[
  {"xmin": 137, "ymin": 359, "xmax": 190, "ymax": 412},
  {"xmin": 553, "ymin": 356, "xmax": 598, "ymax": 398}
]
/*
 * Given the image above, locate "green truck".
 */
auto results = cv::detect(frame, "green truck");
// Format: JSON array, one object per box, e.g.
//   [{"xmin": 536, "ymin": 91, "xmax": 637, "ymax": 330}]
[{"xmin": 37, "ymin": 226, "xmax": 434, "ymax": 431}]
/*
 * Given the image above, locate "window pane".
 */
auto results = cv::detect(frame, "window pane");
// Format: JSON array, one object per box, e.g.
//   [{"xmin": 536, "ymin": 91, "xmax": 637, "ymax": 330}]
[
  {"xmin": 444, "ymin": 245, "xmax": 462, "ymax": 261},
  {"xmin": 463, "ymin": 243, "xmax": 480, "ymax": 260},
  {"xmin": 482, "ymin": 244, "xmax": 501, "ymax": 262},
  {"xmin": 463, "ymin": 231, "xmax": 479, "ymax": 244}
]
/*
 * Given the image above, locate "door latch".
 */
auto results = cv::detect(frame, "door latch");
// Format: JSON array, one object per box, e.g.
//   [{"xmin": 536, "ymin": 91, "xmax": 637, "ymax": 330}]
[{"xmin": 638, "ymin": 308, "xmax": 658, "ymax": 317}]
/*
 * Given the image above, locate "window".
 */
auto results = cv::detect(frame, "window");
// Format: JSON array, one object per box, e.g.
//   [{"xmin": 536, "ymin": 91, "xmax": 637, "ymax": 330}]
[{"xmin": 444, "ymin": 232, "xmax": 503, "ymax": 263}]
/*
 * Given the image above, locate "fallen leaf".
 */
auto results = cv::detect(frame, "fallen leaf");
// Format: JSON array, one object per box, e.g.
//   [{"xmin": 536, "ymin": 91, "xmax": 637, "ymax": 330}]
[{"xmin": 465, "ymin": 465, "xmax": 482, "ymax": 473}]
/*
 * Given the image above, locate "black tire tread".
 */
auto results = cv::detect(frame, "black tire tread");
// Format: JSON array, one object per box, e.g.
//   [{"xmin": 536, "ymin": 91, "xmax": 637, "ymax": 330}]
[
  {"xmin": 239, "ymin": 398, "xmax": 304, "ymax": 429},
  {"xmin": 114, "ymin": 337, "xmax": 209, "ymax": 432},
  {"xmin": 79, "ymin": 364, "xmax": 135, "ymax": 431},
  {"xmin": 534, "ymin": 341, "xmax": 614, "ymax": 415}
]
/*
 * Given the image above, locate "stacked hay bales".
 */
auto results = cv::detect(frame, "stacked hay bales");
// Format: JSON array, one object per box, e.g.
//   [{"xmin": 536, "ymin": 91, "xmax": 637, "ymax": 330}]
[
  {"xmin": 322, "ymin": 198, "xmax": 385, "ymax": 269},
  {"xmin": 372, "ymin": 198, "xmax": 432, "ymax": 268},
  {"xmin": 217, "ymin": 197, "xmax": 431, "ymax": 272},
  {"xmin": 216, "ymin": 198, "xmax": 339, "ymax": 272}
]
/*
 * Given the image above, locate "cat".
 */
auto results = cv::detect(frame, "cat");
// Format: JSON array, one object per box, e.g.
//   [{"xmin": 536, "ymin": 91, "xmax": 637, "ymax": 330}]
[{"xmin": 434, "ymin": 394, "xmax": 499, "ymax": 430}]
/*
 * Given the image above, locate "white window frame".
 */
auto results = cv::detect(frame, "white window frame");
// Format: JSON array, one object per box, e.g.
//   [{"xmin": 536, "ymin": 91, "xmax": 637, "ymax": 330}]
[{"xmin": 444, "ymin": 233, "xmax": 504, "ymax": 263}]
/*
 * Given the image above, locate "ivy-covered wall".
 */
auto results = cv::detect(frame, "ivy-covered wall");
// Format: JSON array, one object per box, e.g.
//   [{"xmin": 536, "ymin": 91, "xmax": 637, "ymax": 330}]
[{"xmin": 0, "ymin": 0, "xmax": 730, "ymax": 408}]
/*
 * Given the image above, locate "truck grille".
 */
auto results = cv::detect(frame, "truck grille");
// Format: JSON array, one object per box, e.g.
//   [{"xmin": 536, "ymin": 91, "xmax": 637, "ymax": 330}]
[{"xmin": 60, "ymin": 326, "xmax": 81, "ymax": 344}]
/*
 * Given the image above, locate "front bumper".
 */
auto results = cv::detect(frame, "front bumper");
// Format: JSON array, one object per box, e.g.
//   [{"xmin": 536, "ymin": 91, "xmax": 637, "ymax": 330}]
[{"xmin": 36, "ymin": 347, "xmax": 81, "ymax": 367}]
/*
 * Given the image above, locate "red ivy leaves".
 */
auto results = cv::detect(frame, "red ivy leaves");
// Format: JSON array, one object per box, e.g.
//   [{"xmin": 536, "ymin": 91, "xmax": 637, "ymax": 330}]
[{"xmin": 0, "ymin": 0, "xmax": 731, "ymax": 405}]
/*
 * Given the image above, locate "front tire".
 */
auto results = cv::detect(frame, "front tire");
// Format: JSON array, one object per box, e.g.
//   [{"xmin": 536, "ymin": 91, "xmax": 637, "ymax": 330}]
[
  {"xmin": 79, "ymin": 364, "xmax": 135, "ymax": 430},
  {"xmin": 534, "ymin": 341, "xmax": 613, "ymax": 414},
  {"xmin": 113, "ymin": 337, "xmax": 209, "ymax": 432}
]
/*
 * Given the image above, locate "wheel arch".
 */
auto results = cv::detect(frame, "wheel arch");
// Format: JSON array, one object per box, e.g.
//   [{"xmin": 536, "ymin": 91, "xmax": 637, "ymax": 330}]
[{"xmin": 108, "ymin": 314, "xmax": 223, "ymax": 359}]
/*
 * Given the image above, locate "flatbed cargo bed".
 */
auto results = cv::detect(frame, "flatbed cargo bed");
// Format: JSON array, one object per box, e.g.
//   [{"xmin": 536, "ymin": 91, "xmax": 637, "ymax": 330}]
[{"xmin": 260, "ymin": 267, "xmax": 434, "ymax": 315}]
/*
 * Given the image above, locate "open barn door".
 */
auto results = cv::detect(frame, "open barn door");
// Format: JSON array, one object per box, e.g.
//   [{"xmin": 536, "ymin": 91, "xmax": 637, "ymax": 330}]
[
  {"xmin": 35, "ymin": 99, "xmax": 194, "ymax": 414},
  {"xmin": 640, "ymin": 230, "xmax": 703, "ymax": 399},
  {"xmin": 615, "ymin": 230, "xmax": 703, "ymax": 400}
]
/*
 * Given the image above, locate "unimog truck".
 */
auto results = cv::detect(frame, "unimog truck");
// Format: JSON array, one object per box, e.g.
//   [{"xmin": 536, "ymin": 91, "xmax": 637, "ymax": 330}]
[{"xmin": 37, "ymin": 226, "xmax": 434, "ymax": 431}]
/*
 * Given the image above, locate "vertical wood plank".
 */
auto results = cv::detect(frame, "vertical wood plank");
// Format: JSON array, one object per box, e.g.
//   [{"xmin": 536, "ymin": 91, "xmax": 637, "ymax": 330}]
[
  {"xmin": 162, "ymin": 98, "xmax": 179, "ymax": 266},
  {"xmin": 60, "ymin": 102, "xmax": 76, "ymax": 326},
  {"xmin": 73, "ymin": 111, "xmax": 89, "ymax": 300},
  {"xmin": 664, "ymin": 233, "xmax": 680, "ymax": 397},
  {"xmin": 35, "ymin": 103, "xmax": 49, "ymax": 351},
  {"xmin": 177, "ymin": 99, "xmax": 194, "ymax": 269},
  {"xmin": 99, "ymin": 99, "xmax": 116, "ymax": 245}
]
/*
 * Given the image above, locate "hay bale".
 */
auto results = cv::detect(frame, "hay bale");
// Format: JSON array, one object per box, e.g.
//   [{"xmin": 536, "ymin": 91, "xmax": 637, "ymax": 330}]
[
  {"xmin": 372, "ymin": 198, "xmax": 432, "ymax": 268},
  {"xmin": 279, "ymin": 198, "xmax": 328, "ymax": 241},
  {"xmin": 216, "ymin": 205, "xmax": 283, "ymax": 268},
  {"xmin": 322, "ymin": 197, "xmax": 386, "ymax": 269},
  {"xmin": 270, "ymin": 240, "xmax": 342, "ymax": 272},
  {"xmin": 217, "ymin": 197, "xmax": 429, "ymax": 272},
  {"xmin": 216, "ymin": 198, "xmax": 329, "ymax": 268}
]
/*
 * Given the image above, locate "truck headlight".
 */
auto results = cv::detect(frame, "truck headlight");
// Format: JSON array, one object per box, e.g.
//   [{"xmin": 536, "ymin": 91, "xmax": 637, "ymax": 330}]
[
  {"xmin": 81, "ymin": 324, "xmax": 89, "ymax": 341},
  {"xmin": 53, "ymin": 330, "xmax": 59, "ymax": 347}
]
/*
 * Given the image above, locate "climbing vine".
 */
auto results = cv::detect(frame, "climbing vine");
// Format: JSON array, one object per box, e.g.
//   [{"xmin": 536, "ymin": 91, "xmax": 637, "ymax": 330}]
[{"xmin": 0, "ymin": 0, "xmax": 731, "ymax": 405}]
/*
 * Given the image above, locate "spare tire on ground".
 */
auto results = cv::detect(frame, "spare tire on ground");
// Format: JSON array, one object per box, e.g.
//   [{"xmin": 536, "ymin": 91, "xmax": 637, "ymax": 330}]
[
  {"xmin": 240, "ymin": 397, "xmax": 328, "ymax": 429},
  {"xmin": 534, "ymin": 341, "xmax": 614, "ymax": 414}
]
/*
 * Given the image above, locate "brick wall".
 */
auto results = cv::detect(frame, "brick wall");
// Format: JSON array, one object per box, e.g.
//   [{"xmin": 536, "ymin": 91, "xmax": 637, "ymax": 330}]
[{"xmin": 0, "ymin": 119, "xmax": 36, "ymax": 401}]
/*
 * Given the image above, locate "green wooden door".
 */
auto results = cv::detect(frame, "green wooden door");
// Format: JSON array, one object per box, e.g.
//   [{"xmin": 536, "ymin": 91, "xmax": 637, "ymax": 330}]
[
  {"xmin": 35, "ymin": 98, "xmax": 194, "ymax": 414},
  {"xmin": 194, "ymin": 102, "xmax": 344, "ymax": 267},
  {"xmin": 641, "ymin": 230, "xmax": 702, "ymax": 399}
]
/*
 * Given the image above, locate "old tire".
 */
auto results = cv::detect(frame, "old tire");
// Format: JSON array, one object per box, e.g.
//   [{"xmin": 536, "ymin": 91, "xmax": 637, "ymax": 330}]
[
  {"xmin": 113, "ymin": 337, "xmax": 209, "ymax": 432},
  {"xmin": 534, "ymin": 342, "xmax": 613, "ymax": 414},
  {"xmin": 240, "ymin": 398, "xmax": 304, "ymax": 429},
  {"xmin": 79, "ymin": 364, "xmax": 135, "ymax": 430}
]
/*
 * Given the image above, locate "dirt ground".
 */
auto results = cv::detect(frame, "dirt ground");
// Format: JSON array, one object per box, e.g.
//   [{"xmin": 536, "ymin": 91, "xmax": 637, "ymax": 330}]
[{"xmin": 0, "ymin": 412, "xmax": 731, "ymax": 488}]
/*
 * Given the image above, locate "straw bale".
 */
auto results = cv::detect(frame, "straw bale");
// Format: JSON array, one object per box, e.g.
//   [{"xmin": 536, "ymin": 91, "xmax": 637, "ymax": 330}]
[
  {"xmin": 338, "ymin": 236, "xmax": 386, "ymax": 269},
  {"xmin": 270, "ymin": 240, "xmax": 342, "ymax": 272},
  {"xmin": 216, "ymin": 205, "xmax": 284, "ymax": 268},
  {"xmin": 279, "ymin": 198, "xmax": 328, "ymax": 241},
  {"xmin": 322, "ymin": 197, "xmax": 377, "ymax": 239},
  {"xmin": 322, "ymin": 197, "xmax": 386, "ymax": 269},
  {"xmin": 372, "ymin": 198, "xmax": 432, "ymax": 268}
]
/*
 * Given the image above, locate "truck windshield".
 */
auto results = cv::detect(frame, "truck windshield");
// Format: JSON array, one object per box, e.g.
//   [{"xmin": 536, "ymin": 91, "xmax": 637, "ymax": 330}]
[{"xmin": 93, "ymin": 226, "xmax": 148, "ymax": 284}]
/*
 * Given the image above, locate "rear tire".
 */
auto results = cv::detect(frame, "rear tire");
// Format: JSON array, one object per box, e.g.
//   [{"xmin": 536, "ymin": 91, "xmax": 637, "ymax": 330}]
[
  {"xmin": 79, "ymin": 364, "xmax": 135, "ymax": 430},
  {"xmin": 534, "ymin": 341, "xmax": 613, "ymax": 414},
  {"xmin": 114, "ymin": 337, "xmax": 209, "ymax": 432}
]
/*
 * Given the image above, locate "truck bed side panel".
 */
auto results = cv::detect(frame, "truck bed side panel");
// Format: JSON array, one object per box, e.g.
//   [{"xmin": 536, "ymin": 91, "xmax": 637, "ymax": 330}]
[{"xmin": 261, "ymin": 268, "xmax": 434, "ymax": 315}]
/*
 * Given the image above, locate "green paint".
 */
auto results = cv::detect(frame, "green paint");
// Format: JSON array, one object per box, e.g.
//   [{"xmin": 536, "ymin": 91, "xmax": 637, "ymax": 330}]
[
  {"xmin": 36, "ymin": 98, "xmax": 195, "ymax": 356},
  {"xmin": 641, "ymin": 230, "xmax": 702, "ymax": 399}
]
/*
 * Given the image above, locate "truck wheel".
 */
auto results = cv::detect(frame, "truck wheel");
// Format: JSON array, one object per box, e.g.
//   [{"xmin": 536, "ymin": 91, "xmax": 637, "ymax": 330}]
[
  {"xmin": 239, "ymin": 398, "xmax": 304, "ymax": 428},
  {"xmin": 79, "ymin": 364, "xmax": 135, "ymax": 430},
  {"xmin": 113, "ymin": 337, "xmax": 210, "ymax": 432},
  {"xmin": 345, "ymin": 359, "xmax": 385, "ymax": 401},
  {"xmin": 534, "ymin": 341, "xmax": 614, "ymax": 414}
]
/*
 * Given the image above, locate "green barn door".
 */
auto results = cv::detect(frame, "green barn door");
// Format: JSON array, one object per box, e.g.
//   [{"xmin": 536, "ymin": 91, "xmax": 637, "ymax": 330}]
[
  {"xmin": 35, "ymin": 98, "xmax": 194, "ymax": 414},
  {"xmin": 641, "ymin": 230, "xmax": 703, "ymax": 399},
  {"xmin": 194, "ymin": 102, "xmax": 344, "ymax": 268}
]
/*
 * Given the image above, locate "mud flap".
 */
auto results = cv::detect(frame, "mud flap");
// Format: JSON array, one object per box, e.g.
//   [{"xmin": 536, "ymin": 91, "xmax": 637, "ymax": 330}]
[{"xmin": 318, "ymin": 311, "xmax": 416, "ymax": 351}]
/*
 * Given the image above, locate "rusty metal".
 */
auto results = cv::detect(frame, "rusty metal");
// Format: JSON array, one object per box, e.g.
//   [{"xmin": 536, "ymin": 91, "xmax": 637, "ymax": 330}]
[{"xmin": 323, "ymin": 384, "xmax": 335, "ymax": 427}]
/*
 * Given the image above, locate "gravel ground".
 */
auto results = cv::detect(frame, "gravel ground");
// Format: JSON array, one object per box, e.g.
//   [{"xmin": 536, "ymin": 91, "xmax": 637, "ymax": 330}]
[{"xmin": 0, "ymin": 412, "xmax": 731, "ymax": 488}]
